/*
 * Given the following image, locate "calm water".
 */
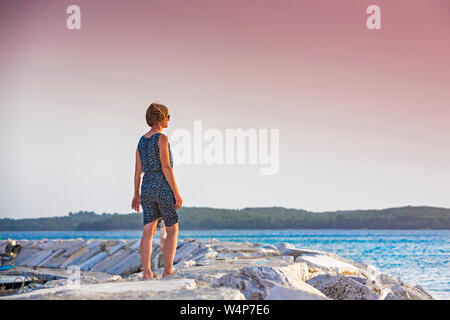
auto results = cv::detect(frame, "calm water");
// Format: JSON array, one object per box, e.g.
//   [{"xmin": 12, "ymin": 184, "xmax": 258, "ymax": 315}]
[{"xmin": 1, "ymin": 229, "xmax": 448, "ymax": 299}]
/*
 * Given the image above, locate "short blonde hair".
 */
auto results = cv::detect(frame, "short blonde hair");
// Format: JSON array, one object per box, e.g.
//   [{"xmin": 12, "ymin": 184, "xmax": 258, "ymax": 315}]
[{"xmin": 145, "ymin": 102, "xmax": 169, "ymax": 127}]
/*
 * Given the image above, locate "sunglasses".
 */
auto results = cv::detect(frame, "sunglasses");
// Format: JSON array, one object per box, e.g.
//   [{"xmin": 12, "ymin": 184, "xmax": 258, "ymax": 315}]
[{"xmin": 167, "ymin": 114, "xmax": 170, "ymax": 120}]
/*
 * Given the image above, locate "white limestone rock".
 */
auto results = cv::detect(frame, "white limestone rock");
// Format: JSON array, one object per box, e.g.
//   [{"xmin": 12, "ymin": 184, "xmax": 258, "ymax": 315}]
[
  {"xmin": 59, "ymin": 247, "xmax": 89, "ymax": 269},
  {"xmin": 278, "ymin": 242, "xmax": 370, "ymax": 276},
  {"xmin": 265, "ymin": 282, "xmax": 330, "ymax": 300},
  {"xmin": 2, "ymin": 266, "xmax": 115, "ymax": 285},
  {"xmin": 377, "ymin": 273, "xmax": 434, "ymax": 300},
  {"xmin": 277, "ymin": 243, "xmax": 328, "ymax": 259},
  {"xmin": 58, "ymin": 239, "xmax": 84, "ymax": 252},
  {"xmin": 17, "ymin": 250, "xmax": 44, "ymax": 266},
  {"xmin": 212, "ymin": 242, "xmax": 273, "ymax": 257},
  {"xmin": 306, "ymin": 274, "xmax": 381, "ymax": 300},
  {"xmin": 276, "ymin": 242, "xmax": 296, "ymax": 251},
  {"xmin": 85, "ymin": 239, "xmax": 102, "ymax": 249},
  {"xmin": 36, "ymin": 240, "xmax": 55, "ymax": 250},
  {"xmin": 175, "ymin": 260, "xmax": 196, "ymax": 271},
  {"xmin": 255, "ymin": 243, "xmax": 279, "ymax": 251},
  {"xmin": 13, "ymin": 248, "xmax": 41, "ymax": 265},
  {"xmin": 68, "ymin": 246, "xmax": 102, "ymax": 267},
  {"xmin": 24, "ymin": 240, "xmax": 44, "ymax": 249},
  {"xmin": 215, "ymin": 249, "xmax": 283, "ymax": 261},
  {"xmin": 173, "ymin": 241, "xmax": 201, "ymax": 264},
  {"xmin": 41, "ymin": 275, "xmax": 101, "ymax": 288},
  {"xmin": 90, "ymin": 249, "xmax": 132, "ymax": 273},
  {"xmin": 26, "ymin": 250, "xmax": 54, "ymax": 267},
  {"xmin": 190, "ymin": 245, "xmax": 218, "ymax": 263},
  {"xmin": 123, "ymin": 271, "xmax": 143, "ymax": 281},
  {"xmin": 47, "ymin": 254, "xmax": 74, "ymax": 269},
  {"xmin": 105, "ymin": 251, "xmax": 142, "ymax": 276},
  {"xmin": 129, "ymin": 239, "xmax": 141, "ymax": 251},
  {"xmin": 78, "ymin": 252, "xmax": 109, "ymax": 271},
  {"xmin": 37, "ymin": 248, "xmax": 66, "ymax": 268},
  {"xmin": 62, "ymin": 240, "xmax": 86, "ymax": 257},
  {"xmin": 295, "ymin": 254, "xmax": 363, "ymax": 276},
  {"xmin": 106, "ymin": 240, "xmax": 127, "ymax": 255},
  {"xmin": 154, "ymin": 256, "xmax": 296, "ymax": 288},
  {"xmin": 2, "ymin": 278, "xmax": 197, "ymax": 300},
  {"xmin": 212, "ymin": 262, "xmax": 310, "ymax": 300},
  {"xmin": 3, "ymin": 281, "xmax": 245, "ymax": 300}
]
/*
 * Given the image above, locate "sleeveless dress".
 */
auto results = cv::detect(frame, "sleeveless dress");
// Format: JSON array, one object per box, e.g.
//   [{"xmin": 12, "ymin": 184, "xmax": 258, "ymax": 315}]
[{"xmin": 137, "ymin": 132, "xmax": 178, "ymax": 227}]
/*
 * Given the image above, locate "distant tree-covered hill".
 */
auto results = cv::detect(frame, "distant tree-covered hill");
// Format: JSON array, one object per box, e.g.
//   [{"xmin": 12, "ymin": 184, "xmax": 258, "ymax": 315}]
[{"xmin": 0, "ymin": 206, "xmax": 449, "ymax": 231}]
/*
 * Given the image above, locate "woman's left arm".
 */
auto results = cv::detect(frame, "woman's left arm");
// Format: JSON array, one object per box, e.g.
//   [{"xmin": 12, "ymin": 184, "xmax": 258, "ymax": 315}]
[{"xmin": 132, "ymin": 147, "xmax": 143, "ymax": 211}]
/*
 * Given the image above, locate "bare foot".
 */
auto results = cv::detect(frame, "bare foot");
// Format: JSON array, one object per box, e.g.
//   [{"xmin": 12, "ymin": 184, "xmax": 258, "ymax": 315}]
[
  {"xmin": 162, "ymin": 269, "xmax": 175, "ymax": 278},
  {"xmin": 142, "ymin": 270, "xmax": 155, "ymax": 280}
]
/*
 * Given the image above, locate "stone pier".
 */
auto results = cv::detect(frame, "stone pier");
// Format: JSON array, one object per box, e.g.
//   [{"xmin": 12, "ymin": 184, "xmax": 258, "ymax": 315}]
[{"xmin": 0, "ymin": 238, "xmax": 435, "ymax": 300}]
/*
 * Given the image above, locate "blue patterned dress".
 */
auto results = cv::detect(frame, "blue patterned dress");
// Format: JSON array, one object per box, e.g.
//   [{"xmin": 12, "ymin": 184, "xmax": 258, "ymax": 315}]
[{"xmin": 138, "ymin": 132, "xmax": 178, "ymax": 227}]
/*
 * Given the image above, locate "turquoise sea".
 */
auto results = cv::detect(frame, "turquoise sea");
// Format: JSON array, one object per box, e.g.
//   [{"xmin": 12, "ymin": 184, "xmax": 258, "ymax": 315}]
[{"xmin": 1, "ymin": 229, "xmax": 448, "ymax": 299}]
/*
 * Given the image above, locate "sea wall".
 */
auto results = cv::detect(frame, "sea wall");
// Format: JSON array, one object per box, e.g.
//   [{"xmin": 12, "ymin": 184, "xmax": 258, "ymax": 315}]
[
  {"xmin": 0, "ymin": 239, "xmax": 142, "ymax": 276},
  {"xmin": 0, "ymin": 238, "xmax": 434, "ymax": 300}
]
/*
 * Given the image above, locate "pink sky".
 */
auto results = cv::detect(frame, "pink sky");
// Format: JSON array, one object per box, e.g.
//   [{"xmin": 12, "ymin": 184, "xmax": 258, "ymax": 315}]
[{"xmin": 0, "ymin": 0, "xmax": 449, "ymax": 218}]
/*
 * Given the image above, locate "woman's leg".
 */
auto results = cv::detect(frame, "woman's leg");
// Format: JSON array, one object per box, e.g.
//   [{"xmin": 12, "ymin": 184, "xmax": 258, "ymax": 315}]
[
  {"xmin": 140, "ymin": 219, "xmax": 158, "ymax": 279},
  {"xmin": 159, "ymin": 219, "xmax": 167, "ymax": 251},
  {"xmin": 162, "ymin": 222, "xmax": 179, "ymax": 277}
]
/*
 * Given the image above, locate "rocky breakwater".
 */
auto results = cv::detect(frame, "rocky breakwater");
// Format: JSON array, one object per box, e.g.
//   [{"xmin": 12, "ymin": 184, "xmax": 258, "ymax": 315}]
[{"xmin": 0, "ymin": 238, "xmax": 434, "ymax": 300}]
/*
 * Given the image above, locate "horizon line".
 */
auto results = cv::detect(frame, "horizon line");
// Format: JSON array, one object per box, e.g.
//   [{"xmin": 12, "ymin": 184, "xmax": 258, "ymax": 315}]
[{"xmin": 1, "ymin": 204, "xmax": 449, "ymax": 220}]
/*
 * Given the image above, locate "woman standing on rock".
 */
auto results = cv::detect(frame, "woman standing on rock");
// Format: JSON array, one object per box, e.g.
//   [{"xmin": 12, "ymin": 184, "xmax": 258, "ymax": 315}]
[{"xmin": 131, "ymin": 102, "xmax": 183, "ymax": 279}]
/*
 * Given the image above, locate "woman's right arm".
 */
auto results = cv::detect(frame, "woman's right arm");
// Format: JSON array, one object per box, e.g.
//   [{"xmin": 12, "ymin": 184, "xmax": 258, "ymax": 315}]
[{"xmin": 159, "ymin": 134, "xmax": 182, "ymax": 210}]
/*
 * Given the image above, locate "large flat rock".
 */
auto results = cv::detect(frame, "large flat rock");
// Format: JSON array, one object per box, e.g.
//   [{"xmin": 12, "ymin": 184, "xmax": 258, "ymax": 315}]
[
  {"xmin": 296, "ymin": 254, "xmax": 363, "ymax": 276},
  {"xmin": 2, "ymin": 278, "xmax": 197, "ymax": 300},
  {"xmin": 211, "ymin": 262, "xmax": 311, "ymax": 300},
  {"xmin": 106, "ymin": 251, "xmax": 141, "ymax": 276},
  {"xmin": 2, "ymin": 266, "xmax": 115, "ymax": 282},
  {"xmin": 265, "ymin": 283, "xmax": 330, "ymax": 300},
  {"xmin": 90, "ymin": 249, "xmax": 133, "ymax": 273},
  {"xmin": 306, "ymin": 274, "xmax": 382, "ymax": 300}
]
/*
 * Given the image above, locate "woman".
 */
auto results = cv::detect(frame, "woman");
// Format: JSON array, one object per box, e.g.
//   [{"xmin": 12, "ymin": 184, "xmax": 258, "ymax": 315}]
[{"xmin": 131, "ymin": 102, "xmax": 183, "ymax": 279}]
